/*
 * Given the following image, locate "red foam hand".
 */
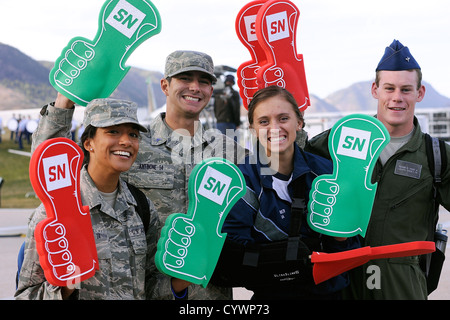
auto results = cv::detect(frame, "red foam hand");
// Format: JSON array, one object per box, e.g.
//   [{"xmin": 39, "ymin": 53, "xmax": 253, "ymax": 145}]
[
  {"xmin": 311, "ymin": 241, "xmax": 435, "ymax": 284},
  {"xmin": 369, "ymin": 241, "xmax": 436, "ymax": 260},
  {"xmin": 256, "ymin": 0, "xmax": 310, "ymax": 111},
  {"xmin": 235, "ymin": 0, "xmax": 268, "ymax": 109},
  {"xmin": 30, "ymin": 138, "xmax": 99, "ymax": 287}
]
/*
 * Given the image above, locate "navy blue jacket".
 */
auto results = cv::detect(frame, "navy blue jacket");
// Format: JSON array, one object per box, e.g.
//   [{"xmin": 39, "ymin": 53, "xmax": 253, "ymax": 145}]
[{"xmin": 222, "ymin": 144, "xmax": 360, "ymax": 298}]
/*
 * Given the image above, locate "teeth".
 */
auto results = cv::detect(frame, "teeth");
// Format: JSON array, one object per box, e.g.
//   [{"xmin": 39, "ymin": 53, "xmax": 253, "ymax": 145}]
[
  {"xmin": 113, "ymin": 151, "xmax": 131, "ymax": 157},
  {"xmin": 184, "ymin": 96, "xmax": 199, "ymax": 102},
  {"xmin": 269, "ymin": 136, "xmax": 286, "ymax": 143}
]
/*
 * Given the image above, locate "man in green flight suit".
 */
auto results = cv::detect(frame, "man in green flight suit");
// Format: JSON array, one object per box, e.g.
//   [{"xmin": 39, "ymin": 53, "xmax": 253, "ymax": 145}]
[{"xmin": 305, "ymin": 40, "xmax": 450, "ymax": 299}]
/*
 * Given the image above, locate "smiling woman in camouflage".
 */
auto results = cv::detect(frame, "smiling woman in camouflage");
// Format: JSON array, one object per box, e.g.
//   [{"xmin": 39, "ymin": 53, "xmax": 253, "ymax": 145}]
[{"xmin": 15, "ymin": 99, "xmax": 179, "ymax": 300}]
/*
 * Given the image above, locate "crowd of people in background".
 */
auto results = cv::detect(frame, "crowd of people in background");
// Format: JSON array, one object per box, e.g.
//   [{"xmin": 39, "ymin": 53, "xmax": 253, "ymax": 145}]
[
  {"xmin": 1, "ymin": 114, "xmax": 36, "ymax": 149},
  {"xmin": 0, "ymin": 114, "xmax": 85, "ymax": 149}
]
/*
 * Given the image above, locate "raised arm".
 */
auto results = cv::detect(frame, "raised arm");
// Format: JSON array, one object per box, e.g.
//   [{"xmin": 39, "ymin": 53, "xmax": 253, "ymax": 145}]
[{"xmin": 31, "ymin": 93, "xmax": 76, "ymax": 153}]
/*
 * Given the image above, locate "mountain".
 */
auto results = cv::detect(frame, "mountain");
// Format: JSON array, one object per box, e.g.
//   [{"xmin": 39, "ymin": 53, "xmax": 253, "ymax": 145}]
[
  {"xmin": 0, "ymin": 43, "xmax": 54, "ymax": 109},
  {"xmin": 308, "ymin": 94, "xmax": 340, "ymax": 113},
  {"xmin": 1, "ymin": 43, "xmax": 449, "ymax": 113},
  {"xmin": 324, "ymin": 81, "xmax": 376, "ymax": 112},
  {"xmin": 324, "ymin": 80, "xmax": 450, "ymax": 112},
  {"xmin": 0, "ymin": 42, "xmax": 165, "ymax": 110}
]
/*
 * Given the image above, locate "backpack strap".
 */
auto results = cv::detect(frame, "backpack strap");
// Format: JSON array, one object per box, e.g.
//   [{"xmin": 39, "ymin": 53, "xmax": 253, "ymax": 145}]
[
  {"xmin": 289, "ymin": 175, "xmax": 306, "ymax": 237},
  {"xmin": 423, "ymin": 134, "xmax": 447, "ymax": 278},
  {"xmin": 243, "ymin": 185, "xmax": 289, "ymax": 241},
  {"xmin": 425, "ymin": 133, "xmax": 447, "ymax": 197},
  {"xmin": 423, "ymin": 133, "xmax": 449, "ymax": 294},
  {"xmin": 241, "ymin": 186, "xmax": 260, "ymax": 212},
  {"xmin": 286, "ymin": 175, "xmax": 306, "ymax": 261},
  {"xmin": 126, "ymin": 182, "xmax": 150, "ymax": 234}
]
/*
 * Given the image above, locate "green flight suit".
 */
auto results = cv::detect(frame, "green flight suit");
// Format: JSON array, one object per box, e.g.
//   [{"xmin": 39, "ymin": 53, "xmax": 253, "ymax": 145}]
[{"xmin": 305, "ymin": 117, "xmax": 450, "ymax": 299}]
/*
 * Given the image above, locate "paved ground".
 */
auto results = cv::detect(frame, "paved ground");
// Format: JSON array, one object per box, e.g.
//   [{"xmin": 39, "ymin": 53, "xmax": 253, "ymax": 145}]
[
  {"xmin": 1, "ymin": 208, "xmax": 448, "ymax": 300},
  {"xmin": 0, "ymin": 209, "xmax": 30, "ymax": 300}
]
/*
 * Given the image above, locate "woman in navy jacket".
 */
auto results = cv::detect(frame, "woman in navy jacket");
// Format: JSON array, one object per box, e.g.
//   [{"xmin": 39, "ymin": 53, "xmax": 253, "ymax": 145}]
[{"xmin": 214, "ymin": 86, "xmax": 359, "ymax": 299}]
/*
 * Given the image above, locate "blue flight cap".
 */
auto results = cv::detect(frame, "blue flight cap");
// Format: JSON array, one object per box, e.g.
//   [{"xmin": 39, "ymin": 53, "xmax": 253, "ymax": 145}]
[{"xmin": 376, "ymin": 40, "xmax": 420, "ymax": 71}]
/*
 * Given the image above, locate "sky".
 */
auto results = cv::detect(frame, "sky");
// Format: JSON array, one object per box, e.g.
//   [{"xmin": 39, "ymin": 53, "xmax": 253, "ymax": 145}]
[{"xmin": 1, "ymin": 0, "xmax": 450, "ymax": 99}]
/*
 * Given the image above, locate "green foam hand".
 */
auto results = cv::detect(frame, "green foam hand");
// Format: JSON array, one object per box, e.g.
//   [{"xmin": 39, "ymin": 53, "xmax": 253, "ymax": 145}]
[
  {"xmin": 155, "ymin": 158, "xmax": 246, "ymax": 288},
  {"xmin": 308, "ymin": 114, "xmax": 390, "ymax": 237},
  {"xmin": 49, "ymin": 0, "xmax": 161, "ymax": 106}
]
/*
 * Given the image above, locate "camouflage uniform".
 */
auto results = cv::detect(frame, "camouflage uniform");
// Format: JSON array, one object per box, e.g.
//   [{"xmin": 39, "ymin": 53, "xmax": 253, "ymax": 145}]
[
  {"xmin": 15, "ymin": 166, "xmax": 173, "ymax": 300},
  {"xmin": 18, "ymin": 99, "xmax": 174, "ymax": 300}
]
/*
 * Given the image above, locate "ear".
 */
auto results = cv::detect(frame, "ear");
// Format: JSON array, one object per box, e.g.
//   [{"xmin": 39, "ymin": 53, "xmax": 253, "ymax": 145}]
[
  {"xmin": 83, "ymin": 138, "xmax": 92, "ymax": 152},
  {"xmin": 371, "ymin": 82, "xmax": 379, "ymax": 99},
  {"xmin": 297, "ymin": 118, "xmax": 303, "ymax": 131},
  {"xmin": 417, "ymin": 85, "xmax": 426, "ymax": 102},
  {"xmin": 161, "ymin": 78, "xmax": 169, "ymax": 96}
]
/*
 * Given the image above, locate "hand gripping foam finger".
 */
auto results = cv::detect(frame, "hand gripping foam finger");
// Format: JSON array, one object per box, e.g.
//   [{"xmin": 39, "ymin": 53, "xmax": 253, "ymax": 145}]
[
  {"xmin": 30, "ymin": 138, "xmax": 99, "ymax": 287},
  {"xmin": 255, "ymin": 0, "xmax": 310, "ymax": 111},
  {"xmin": 155, "ymin": 158, "xmax": 246, "ymax": 288},
  {"xmin": 235, "ymin": 0, "xmax": 268, "ymax": 109},
  {"xmin": 49, "ymin": 0, "xmax": 161, "ymax": 106},
  {"xmin": 307, "ymin": 114, "xmax": 390, "ymax": 237}
]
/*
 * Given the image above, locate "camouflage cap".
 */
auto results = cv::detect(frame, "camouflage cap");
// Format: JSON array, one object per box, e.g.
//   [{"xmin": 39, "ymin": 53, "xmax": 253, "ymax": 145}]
[
  {"xmin": 164, "ymin": 50, "xmax": 217, "ymax": 83},
  {"xmin": 84, "ymin": 98, "xmax": 147, "ymax": 132}
]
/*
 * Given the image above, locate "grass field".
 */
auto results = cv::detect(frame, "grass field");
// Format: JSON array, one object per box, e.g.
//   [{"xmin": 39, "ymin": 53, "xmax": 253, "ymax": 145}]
[{"xmin": 0, "ymin": 131, "xmax": 41, "ymax": 208}]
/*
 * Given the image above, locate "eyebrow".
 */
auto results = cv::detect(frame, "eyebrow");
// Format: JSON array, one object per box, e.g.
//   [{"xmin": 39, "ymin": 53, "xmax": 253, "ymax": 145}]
[
  {"xmin": 256, "ymin": 112, "xmax": 291, "ymax": 120},
  {"xmin": 382, "ymin": 82, "xmax": 414, "ymax": 88},
  {"xmin": 177, "ymin": 71, "xmax": 210, "ymax": 79}
]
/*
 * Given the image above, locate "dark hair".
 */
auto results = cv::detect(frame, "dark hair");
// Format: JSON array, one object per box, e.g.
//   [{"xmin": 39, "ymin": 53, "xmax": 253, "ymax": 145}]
[
  {"xmin": 247, "ymin": 86, "xmax": 304, "ymax": 125},
  {"xmin": 80, "ymin": 125, "xmax": 97, "ymax": 166}
]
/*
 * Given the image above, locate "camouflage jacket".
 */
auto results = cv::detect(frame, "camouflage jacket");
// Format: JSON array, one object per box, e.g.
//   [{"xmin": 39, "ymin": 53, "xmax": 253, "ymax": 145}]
[
  {"xmin": 122, "ymin": 113, "xmax": 247, "ymax": 221},
  {"xmin": 121, "ymin": 113, "xmax": 247, "ymax": 299},
  {"xmin": 15, "ymin": 166, "xmax": 172, "ymax": 300}
]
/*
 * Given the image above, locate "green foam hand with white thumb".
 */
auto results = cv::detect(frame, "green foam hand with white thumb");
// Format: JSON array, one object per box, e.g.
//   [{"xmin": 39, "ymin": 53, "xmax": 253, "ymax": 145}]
[
  {"xmin": 49, "ymin": 0, "xmax": 161, "ymax": 106},
  {"xmin": 155, "ymin": 158, "xmax": 246, "ymax": 288},
  {"xmin": 308, "ymin": 114, "xmax": 390, "ymax": 237}
]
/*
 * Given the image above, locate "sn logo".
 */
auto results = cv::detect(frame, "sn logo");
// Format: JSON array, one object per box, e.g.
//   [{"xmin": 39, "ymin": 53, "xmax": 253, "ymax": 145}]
[
  {"xmin": 106, "ymin": 0, "xmax": 147, "ymax": 39},
  {"xmin": 244, "ymin": 14, "xmax": 258, "ymax": 42},
  {"xmin": 198, "ymin": 167, "xmax": 232, "ymax": 206},
  {"xmin": 265, "ymin": 11, "xmax": 289, "ymax": 42},
  {"xmin": 204, "ymin": 177, "xmax": 227, "ymax": 196},
  {"xmin": 42, "ymin": 154, "xmax": 72, "ymax": 192},
  {"xmin": 337, "ymin": 126, "xmax": 371, "ymax": 160}
]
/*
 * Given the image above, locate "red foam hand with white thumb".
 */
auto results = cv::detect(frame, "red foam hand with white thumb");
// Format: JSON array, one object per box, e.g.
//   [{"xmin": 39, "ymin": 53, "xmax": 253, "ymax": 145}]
[
  {"xmin": 30, "ymin": 138, "xmax": 98, "ymax": 287},
  {"xmin": 235, "ymin": 0, "xmax": 268, "ymax": 109},
  {"xmin": 256, "ymin": 0, "xmax": 310, "ymax": 111}
]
